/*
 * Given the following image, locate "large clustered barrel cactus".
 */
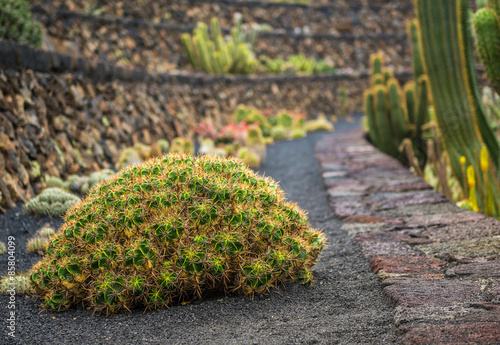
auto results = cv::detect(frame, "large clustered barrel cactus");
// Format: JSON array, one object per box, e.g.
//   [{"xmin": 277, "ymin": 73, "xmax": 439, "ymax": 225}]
[{"xmin": 30, "ymin": 154, "xmax": 325, "ymax": 315}]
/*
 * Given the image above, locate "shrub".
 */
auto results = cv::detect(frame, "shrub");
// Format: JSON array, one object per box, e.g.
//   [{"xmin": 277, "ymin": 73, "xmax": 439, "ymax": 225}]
[
  {"xmin": 29, "ymin": 154, "xmax": 325, "ymax": 314},
  {"xmin": 0, "ymin": 0, "xmax": 43, "ymax": 47}
]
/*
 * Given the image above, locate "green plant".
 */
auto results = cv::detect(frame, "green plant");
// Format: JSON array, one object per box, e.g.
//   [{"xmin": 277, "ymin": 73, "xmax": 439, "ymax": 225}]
[
  {"xmin": 0, "ymin": 274, "xmax": 32, "ymax": 294},
  {"xmin": 23, "ymin": 187, "xmax": 80, "ymax": 217},
  {"xmin": 27, "ymin": 236, "xmax": 50, "ymax": 253},
  {"xmin": 169, "ymin": 137, "xmax": 194, "ymax": 155},
  {"xmin": 305, "ymin": 115, "xmax": 334, "ymax": 133},
  {"xmin": 364, "ymin": 47, "xmax": 429, "ymax": 165},
  {"xmin": 29, "ymin": 154, "xmax": 325, "ymax": 314},
  {"xmin": 260, "ymin": 54, "xmax": 336, "ymax": 75},
  {"xmin": 0, "ymin": 242, "xmax": 5, "ymax": 254},
  {"xmin": 0, "ymin": 0, "xmax": 43, "ymax": 47},
  {"xmin": 27, "ymin": 224, "xmax": 56, "ymax": 254},
  {"xmin": 416, "ymin": 0, "xmax": 500, "ymax": 215},
  {"xmin": 473, "ymin": 3, "xmax": 500, "ymax": 96},
  {"xmin": 182, "ymin": 16, "xmax": 257, "ymax": 75}
]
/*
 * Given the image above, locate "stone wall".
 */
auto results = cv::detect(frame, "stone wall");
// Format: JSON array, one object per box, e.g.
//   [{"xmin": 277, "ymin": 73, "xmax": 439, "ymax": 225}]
[
  {"xmin": 33, "ymin": 0, "xmax": 414, "ymax": 36},
  {"xmin": 0, "ymin": 41, "xmax": 415, "ymax": 210},
  {"xmin": 33, "ymin": 10, "xmax": 411, "ymax": 74}
]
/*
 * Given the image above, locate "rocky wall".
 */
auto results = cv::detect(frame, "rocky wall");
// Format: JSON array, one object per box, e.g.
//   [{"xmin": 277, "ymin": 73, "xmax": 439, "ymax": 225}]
[
  {"xmin": 33, "ymin": 0, "xmax": 414, "ymax": 36},
  {"xmin": 34, "ymin": 12, "xmax": 411, "ymax": 74},
  {"xmin": 0, "ymin": 42, "xmax": 415, "ymax": 211}
]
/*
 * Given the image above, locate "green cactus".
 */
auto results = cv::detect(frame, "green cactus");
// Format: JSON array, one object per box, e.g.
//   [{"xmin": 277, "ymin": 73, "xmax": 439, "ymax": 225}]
[
  {"xmin": 304, "ymin": 115, "xmax": 334, "ymax": 133},
  {"xmin": 370, "ymin": 53, "xmax": 383, "ymax": 76},
  {"xmin": 1, "ymin": 274, "xmax": 33, "ymax": 294},
  {"xmin": 0, "ymin": 0, "xmax": 43, "ymax": 47},
  {"xmin": 416, "ymin": 0, "xmax": 500, "ymax": 214},
  {"xmin": 182, "ymin": 16, "xmax": 257, "ymax": 75},
  {"xmin": 23, "ymin": 187, "xmax": 80, "ymax": 217},
  {"xmin": 364, "ymin": 90, "xmax": 379, "ymax": 147},
  {"xmin": 29, "ymin": 154, "xmax": 325, "ymax": 314},
  {"xmin": 364, "ymin": 37, "xmax": 430, "ymax": 166},
  {"xmin": 170, "ymin": 137, "xmax": 194, "ymax": 155},
  {"xmin": 408, "ymin": 20, "xmax": 425, "ymax": 83}
]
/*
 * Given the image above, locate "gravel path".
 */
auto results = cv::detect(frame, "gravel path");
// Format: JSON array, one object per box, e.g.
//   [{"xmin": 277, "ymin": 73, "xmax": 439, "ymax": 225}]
[{"xmin": 1, "ymin": 117, "xmax": 400, "ymax": 345}]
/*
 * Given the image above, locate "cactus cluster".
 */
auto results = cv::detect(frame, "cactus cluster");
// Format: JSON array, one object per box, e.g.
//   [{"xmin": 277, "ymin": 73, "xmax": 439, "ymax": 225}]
[
  {"xmin": 0, "ymin": 0, "xmax": 43, "ymax": 47},
  {"xmin": 23, "ymin": 187, "xmax": 80, "ymax": 217},
  {"xmin": 29, "ymin": 154, "xmax": 325, "ymax": 314},
  {"xmin": 44, "ymin": 169, "xmax": 116, "ymax": 195},
  {"xmin": 117, "ymin": 140, "xmax": 170, "ymax": 171},
  {"xmin": 364, "ymin": 22, "xmax": 430, "ymax": 167},
  {"xmin": 260, "ymin": 54, "xmax": 336, "ymax": 75},
  {"xmin": 182, "ymin": 16, "xmax": 257, "ymax": 75},
  {"xmin": 195, "ymin": 106, "xmax": 331, "ymax": 169}
]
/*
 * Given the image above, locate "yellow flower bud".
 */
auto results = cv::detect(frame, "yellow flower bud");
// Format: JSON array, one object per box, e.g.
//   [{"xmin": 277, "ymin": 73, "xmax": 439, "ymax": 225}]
[
  {"xmin": 480, "ymin": 147, "xmax": 489, "ymax": 172},
  {"xmin": 460, "ymin": 156, "xmax": 466, "ymax": 165},
  {"xmin": 467, "ymin": 165, "xmax": 476, "ymax": 188}
]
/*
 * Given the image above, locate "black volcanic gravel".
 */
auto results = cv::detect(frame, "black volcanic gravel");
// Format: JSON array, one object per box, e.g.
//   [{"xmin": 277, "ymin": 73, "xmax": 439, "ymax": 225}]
[{"xmin": 0, "ymin": 117, "xmax": 400, "ymax": 345}]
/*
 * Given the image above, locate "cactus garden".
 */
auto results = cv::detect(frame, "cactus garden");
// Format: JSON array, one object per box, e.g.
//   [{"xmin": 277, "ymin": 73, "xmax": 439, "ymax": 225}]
[{"xmin": 0, "ymin": 0, "xmax": 499, "ymax": 343}]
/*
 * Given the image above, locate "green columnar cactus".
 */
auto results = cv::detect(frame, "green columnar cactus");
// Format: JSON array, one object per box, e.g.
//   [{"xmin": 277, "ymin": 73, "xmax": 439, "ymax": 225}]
[
  {"xmin": 416, "ymin": 0, "xmax": 500, "ymax": 213},
  {"xmin": 364, "ymin": 22, "xmax": 430, "ymax": 167},
  {"xmin": 408, "ymin": 20, "xmax": 425, "ymax": 84},
  {"xmin": 373, "ymin": 85, "xmax": 398, "ymax": 157},
  {"xmin": 0, "ymin": 0, "xmax": 43, "ymax": 47},
  {"xmin": 364, "ymin": 90, "xmax": 379, "ymax": 147},
  {"xmin": 182, "ymin": 16, "xmax": 257, "ymax": 75},
  {"xmin": 473, "ymin": 7, "xmax": 500, "ymax": 96},
  {"xmin": 29, "ymin": 154, "xmax": 325, "ymax": 314},
  {"xmin": 370, "ymin": 53, "xmax": 383, "ymax": 75}
]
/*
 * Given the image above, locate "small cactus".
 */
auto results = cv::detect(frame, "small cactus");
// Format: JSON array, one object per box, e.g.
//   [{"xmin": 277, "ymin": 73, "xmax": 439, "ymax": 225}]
[
  {"xmin": 27, "ymin": 236, "xmax": 51, "ymax": 253},
  {"xmin": 305, "ymin": 115, "xmax": 334, "ymax": 133},
  {"xmin": 0, "ymin": 242, "xmax": 6, "ymax": 254},
  {"xmin": 0, "ymin": 274, "xmax": 33, "ymax": 294},
  {"xmin": 170, "ymin": 137, "xmax": 194, "ymax": 155},
  {"xmin": 23, "ymin": 188, "xmax": 80, "ymax": 217}
]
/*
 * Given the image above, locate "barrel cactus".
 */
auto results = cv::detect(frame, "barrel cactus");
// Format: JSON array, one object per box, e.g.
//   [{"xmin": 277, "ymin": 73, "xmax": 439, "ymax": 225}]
[{"xmin": 29, "ymin": 154, "xmax": 325, "ymax": 315}]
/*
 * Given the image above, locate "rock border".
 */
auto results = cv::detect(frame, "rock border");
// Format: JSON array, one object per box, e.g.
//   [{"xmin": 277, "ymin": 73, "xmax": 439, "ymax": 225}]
[{"xmin": 315, "ymin": 129, "xmax": 500, "ymax": 344}]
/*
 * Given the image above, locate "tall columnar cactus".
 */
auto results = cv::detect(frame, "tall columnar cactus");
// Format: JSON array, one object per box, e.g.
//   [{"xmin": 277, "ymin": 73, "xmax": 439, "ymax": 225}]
[
  {"xmin": 182, "ymin": 16, "xmax": 257, "ymax": 75},
  {"xmin": 415, "ymin": 0, "xmax": 500, "ymax": 213},
  {"xmin": 473, "ymin": 5, "xmax": 500, "ymax": 95},
  {"xmin": 29, "ymin": 154, "xmax": 325, "ymax": 314},
  {"xmin": 364, "ymin": 50, "xmax": 429, "ymax": 164}
]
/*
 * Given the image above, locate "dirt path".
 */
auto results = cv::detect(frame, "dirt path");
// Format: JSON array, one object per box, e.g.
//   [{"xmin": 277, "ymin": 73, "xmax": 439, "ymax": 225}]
[{"xmin": 0, "ymin": 117, "xmax": 400, "ymax": 345}]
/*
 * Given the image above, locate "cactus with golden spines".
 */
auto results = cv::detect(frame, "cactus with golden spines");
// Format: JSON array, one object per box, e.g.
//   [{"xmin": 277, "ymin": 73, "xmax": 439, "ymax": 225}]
[{"xmin": 29, "ymin": 154, "xmax": 325, "ymax": 314}]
